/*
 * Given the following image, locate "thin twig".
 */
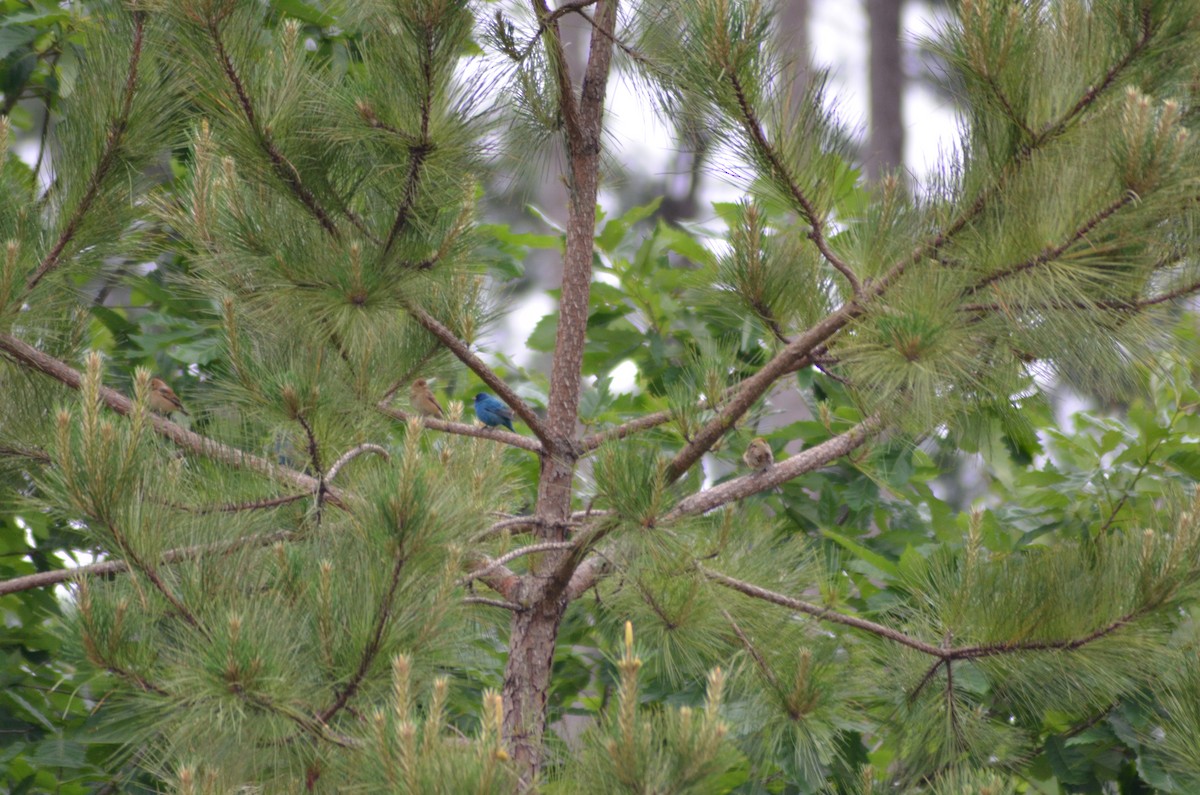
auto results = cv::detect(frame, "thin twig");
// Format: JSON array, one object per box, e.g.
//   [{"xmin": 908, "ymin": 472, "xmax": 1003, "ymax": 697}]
[
  {"xmin": 727, "ymin": 72, "xmax": 861, "ymax": 296},
  {"xmin": 0, "ymin": 530, "xmax": 295, "ymax": 597}
]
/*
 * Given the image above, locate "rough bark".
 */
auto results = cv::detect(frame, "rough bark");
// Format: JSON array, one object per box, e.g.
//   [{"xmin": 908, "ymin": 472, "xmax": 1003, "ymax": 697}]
[{"xmin": 502, "ymin": 0, "xmax": 618, "ymax": 784}]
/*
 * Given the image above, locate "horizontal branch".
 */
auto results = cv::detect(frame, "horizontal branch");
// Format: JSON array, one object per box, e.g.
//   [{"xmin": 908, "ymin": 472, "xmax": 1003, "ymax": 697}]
[
  {"xmin": 701, "ymin": 566, "xmax": 942, "ymax": 655},
  {"xmin": 706, "ymin": 568, "xmax": 1161, "ymax": 668},
  {"xmin": 377, "ymin": 404, "xmax": 542, "ymax": 452},
  {"xmin": 0, "ymin": 530, "xmax": 294, "ymax": 597},
  {"xmin": 462, "ymin": 595, "xmax": 523, "ymax": 611},
  {"xmin": 580, "ymin": 408, "xmax": 672, "ymax": 452},
  {"xmin": 666, "ymin": 416, "xmax": 881, "ymax": 519},
  {"xmin": 406, "ymin": 307, "xmax": 551, "ymax": 447},
  {"xmin": 0, "ymin": 332, "xmax": 337, "ymax": 503}
]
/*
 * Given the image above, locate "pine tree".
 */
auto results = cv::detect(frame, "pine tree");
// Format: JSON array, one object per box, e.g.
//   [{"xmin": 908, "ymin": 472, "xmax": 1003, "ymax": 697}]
[{"xmin": 4, "ymin": 0, "xmax": 1200, "ymax": 791}]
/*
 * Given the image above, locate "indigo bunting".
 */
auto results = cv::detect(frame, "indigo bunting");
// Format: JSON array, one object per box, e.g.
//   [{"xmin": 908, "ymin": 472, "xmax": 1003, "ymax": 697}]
[
  {"xmin": 474, "ymin": 393, "xmax": 514, "ymax": 431},
  {"xmin": 148, "ymin": 378, "xmax": 189, "ymax": 416},
  {"xmin": 742, "ymin": 437, "xmax": 773, "ymax": 471},
  {"xmin": 409, "ymin": 378, "xmax": 444, "ymax": 418}
]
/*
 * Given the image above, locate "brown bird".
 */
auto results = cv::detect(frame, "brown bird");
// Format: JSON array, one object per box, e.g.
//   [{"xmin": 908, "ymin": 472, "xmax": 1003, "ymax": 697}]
[
  {"xmin": 148, "ymin": 377, "xmax": 189, "ymax": 416},
  {"xmin": 742, "ymin": 437, "xmax": 773, "ymax": 472},
  {"xmin": 409, "ymin": 378, "xmax": 444, "ymax": 418}
]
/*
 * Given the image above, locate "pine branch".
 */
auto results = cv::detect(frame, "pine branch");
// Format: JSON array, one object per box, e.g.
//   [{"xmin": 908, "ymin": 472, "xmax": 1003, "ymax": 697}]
[
  {"xmin": 982, "ymin": 71, "xmax": 1034, "ymax": 141},
  {"xmin": 580, "ymin": 408, "xmax": 674, "ymax": 451},
  {"xmin": 664, "ymin": 313, "xmax": 855, "ymax": 481},
  {"xmin": 0, "ymin": 530, "xmax": 295, "ymax": 597},
  {"xmin": 317, "ymin": 550, "xmax": 408, "ymax": 724},
  {"xmin": 578, "ymin": 352, "xmax": 820, "ymax": 453},
  {"xmin": 463, "ymin": 596, "xmax": 523, "ymax": 611},
  {"xmin": 405, "ymin": 306, "xmax": 551, "ymax": 445},
  {"xmin": 0, "ymin": 443, "xmax": 52, "ymax": 463},
  {"xmin": 204, "ymin": 12, "xmax": 341, "ymax": 237},
  {"xmin": 102, "ymin": 519, "xmax": 203, "ymax": 631},
  {"xmin": 701, "ymin": 566, "xmax": 944, "ymax": 656},
  {"xmin": 958, "ymin": 272, "xmax": 1200, "ymax": 314},
  {"xmin": 24, "ymin": 11, "xmax": 145, "ymax": 295},
  {"xmin": 711, "ymin": 565, "xmax": 1164, "ymax": 694},
  {"xmin": 887, "ymin": 10, "xmax": 1156, "ymax": 286},
  {"xmin": 726, "ymin": 73, "xmax": 862, "ymax": 296},
  {"xmin": 968, "ymin": 192, "xmax": 1136, "ymax": 293},
  {"xmin": 530, "ymin": 0, "xmax": 582, "ymax": 146},
  {"xmin": 720, "ymin": 608, "xmax": 785, "ymax": 696},
  {"xmin": 172, "ymin": 494, "xmax": 308, "ymax": 514},
  {"xmin": 460, "ymin": 542, "xmax": 576, "ymax": 587},
  {"xmin": 376, "ymin": 7, "xmax": 437, "ymax": 259},
  {"xmin": 0, "ymin": 332, "xmax": 337, "ymax": 503}
]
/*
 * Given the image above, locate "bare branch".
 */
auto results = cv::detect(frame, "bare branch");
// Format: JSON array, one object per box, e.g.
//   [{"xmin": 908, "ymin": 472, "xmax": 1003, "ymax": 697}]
[
  {"xmin": 461, "ymin": 542, "xmax": 577, "ymax": 588},
  {"xmin": 0, "ymin": 530, "xmax": 294, "ymax": 598},
  {"xmin": 667, "ymin": 417, "xmax": 880, "ymax": 519},
  {"xmin": 565, "ymin": 552, "xmax": 611, "ymax": 599},
  {"xmin": 377, "ymin": 404, "xmax": 542, "ymax": 452},
  {"xmin": 463, "ymin": 596, "xmax": 523, "ymax": 611},
  {"xmin": 326, "ymin": 443, "xmax": 390, "ymax": 483}
]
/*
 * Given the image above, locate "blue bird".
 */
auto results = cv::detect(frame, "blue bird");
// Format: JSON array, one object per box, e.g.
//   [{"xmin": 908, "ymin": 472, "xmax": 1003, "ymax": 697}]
[{"xmin": 474, "ymin": 393, "xmax": 515, "ymax": 431}]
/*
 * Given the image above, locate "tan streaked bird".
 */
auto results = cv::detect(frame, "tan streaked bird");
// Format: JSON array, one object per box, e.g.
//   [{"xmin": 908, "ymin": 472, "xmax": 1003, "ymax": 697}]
[
  {"xmin": 148, "ymin": 378, "xmax": 189, "ymax": 417},
  {"xmin": 742, "ymin": 437, "xmax": 773, "ymax": 472},
  {"xmin": 409, "ymin": 378, "xmax": 444, "ymax": 418}
]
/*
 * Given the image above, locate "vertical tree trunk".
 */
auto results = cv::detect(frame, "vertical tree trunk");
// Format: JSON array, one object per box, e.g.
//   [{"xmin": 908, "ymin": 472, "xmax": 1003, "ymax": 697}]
[
  {"xmin": 865, "ymin": 0, "xmax": 905, "ymax": 182},
  {"xmin": 779, "ymin": 0, "xmax": 810, "ymax": 109},
  {"xmin": 501, "ymin": 1, "xmax": 618, "ymax": 786}
]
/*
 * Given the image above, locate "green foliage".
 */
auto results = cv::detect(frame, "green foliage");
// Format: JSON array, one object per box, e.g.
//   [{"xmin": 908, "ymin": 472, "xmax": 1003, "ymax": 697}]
[{"xmin": 4, "ymin": 0, "xmax": 1200, "ymax": 792}]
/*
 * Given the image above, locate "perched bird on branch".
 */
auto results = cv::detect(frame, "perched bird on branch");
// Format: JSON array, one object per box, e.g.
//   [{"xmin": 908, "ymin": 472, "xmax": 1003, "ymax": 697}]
[
  {"xmin": 742, "ymin": 437, "xmax": 773, "ymax": 472},
  {"xmin": 148, "ymin": 378, "xmax": 189, "ymax": 417},
  {"xmin": 409, "ymin": 378, "xmax": 444, "ymax": 418},
  {"xmin": 474, "ymin": 393, "xmax": 514, "ymax": 431}
]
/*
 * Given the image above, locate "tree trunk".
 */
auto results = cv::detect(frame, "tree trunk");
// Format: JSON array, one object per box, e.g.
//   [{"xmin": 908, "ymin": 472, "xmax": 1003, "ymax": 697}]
[
  {"xmin": 500, "ymin": 0, "xmax": 618, "ymax": 786},
  {"xmin": 865, "ymin": 0, "xmax": 905, "ymax": 182},
  {"xmin": 779, "ymin": 0, "xmax": 810, "ymax": 110}
]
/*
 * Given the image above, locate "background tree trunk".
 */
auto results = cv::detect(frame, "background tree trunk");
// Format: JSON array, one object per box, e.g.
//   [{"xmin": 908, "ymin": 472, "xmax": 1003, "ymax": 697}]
[{"xmin": 865, "ymin": 0, "xmax": 904, "ymax": 181}]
